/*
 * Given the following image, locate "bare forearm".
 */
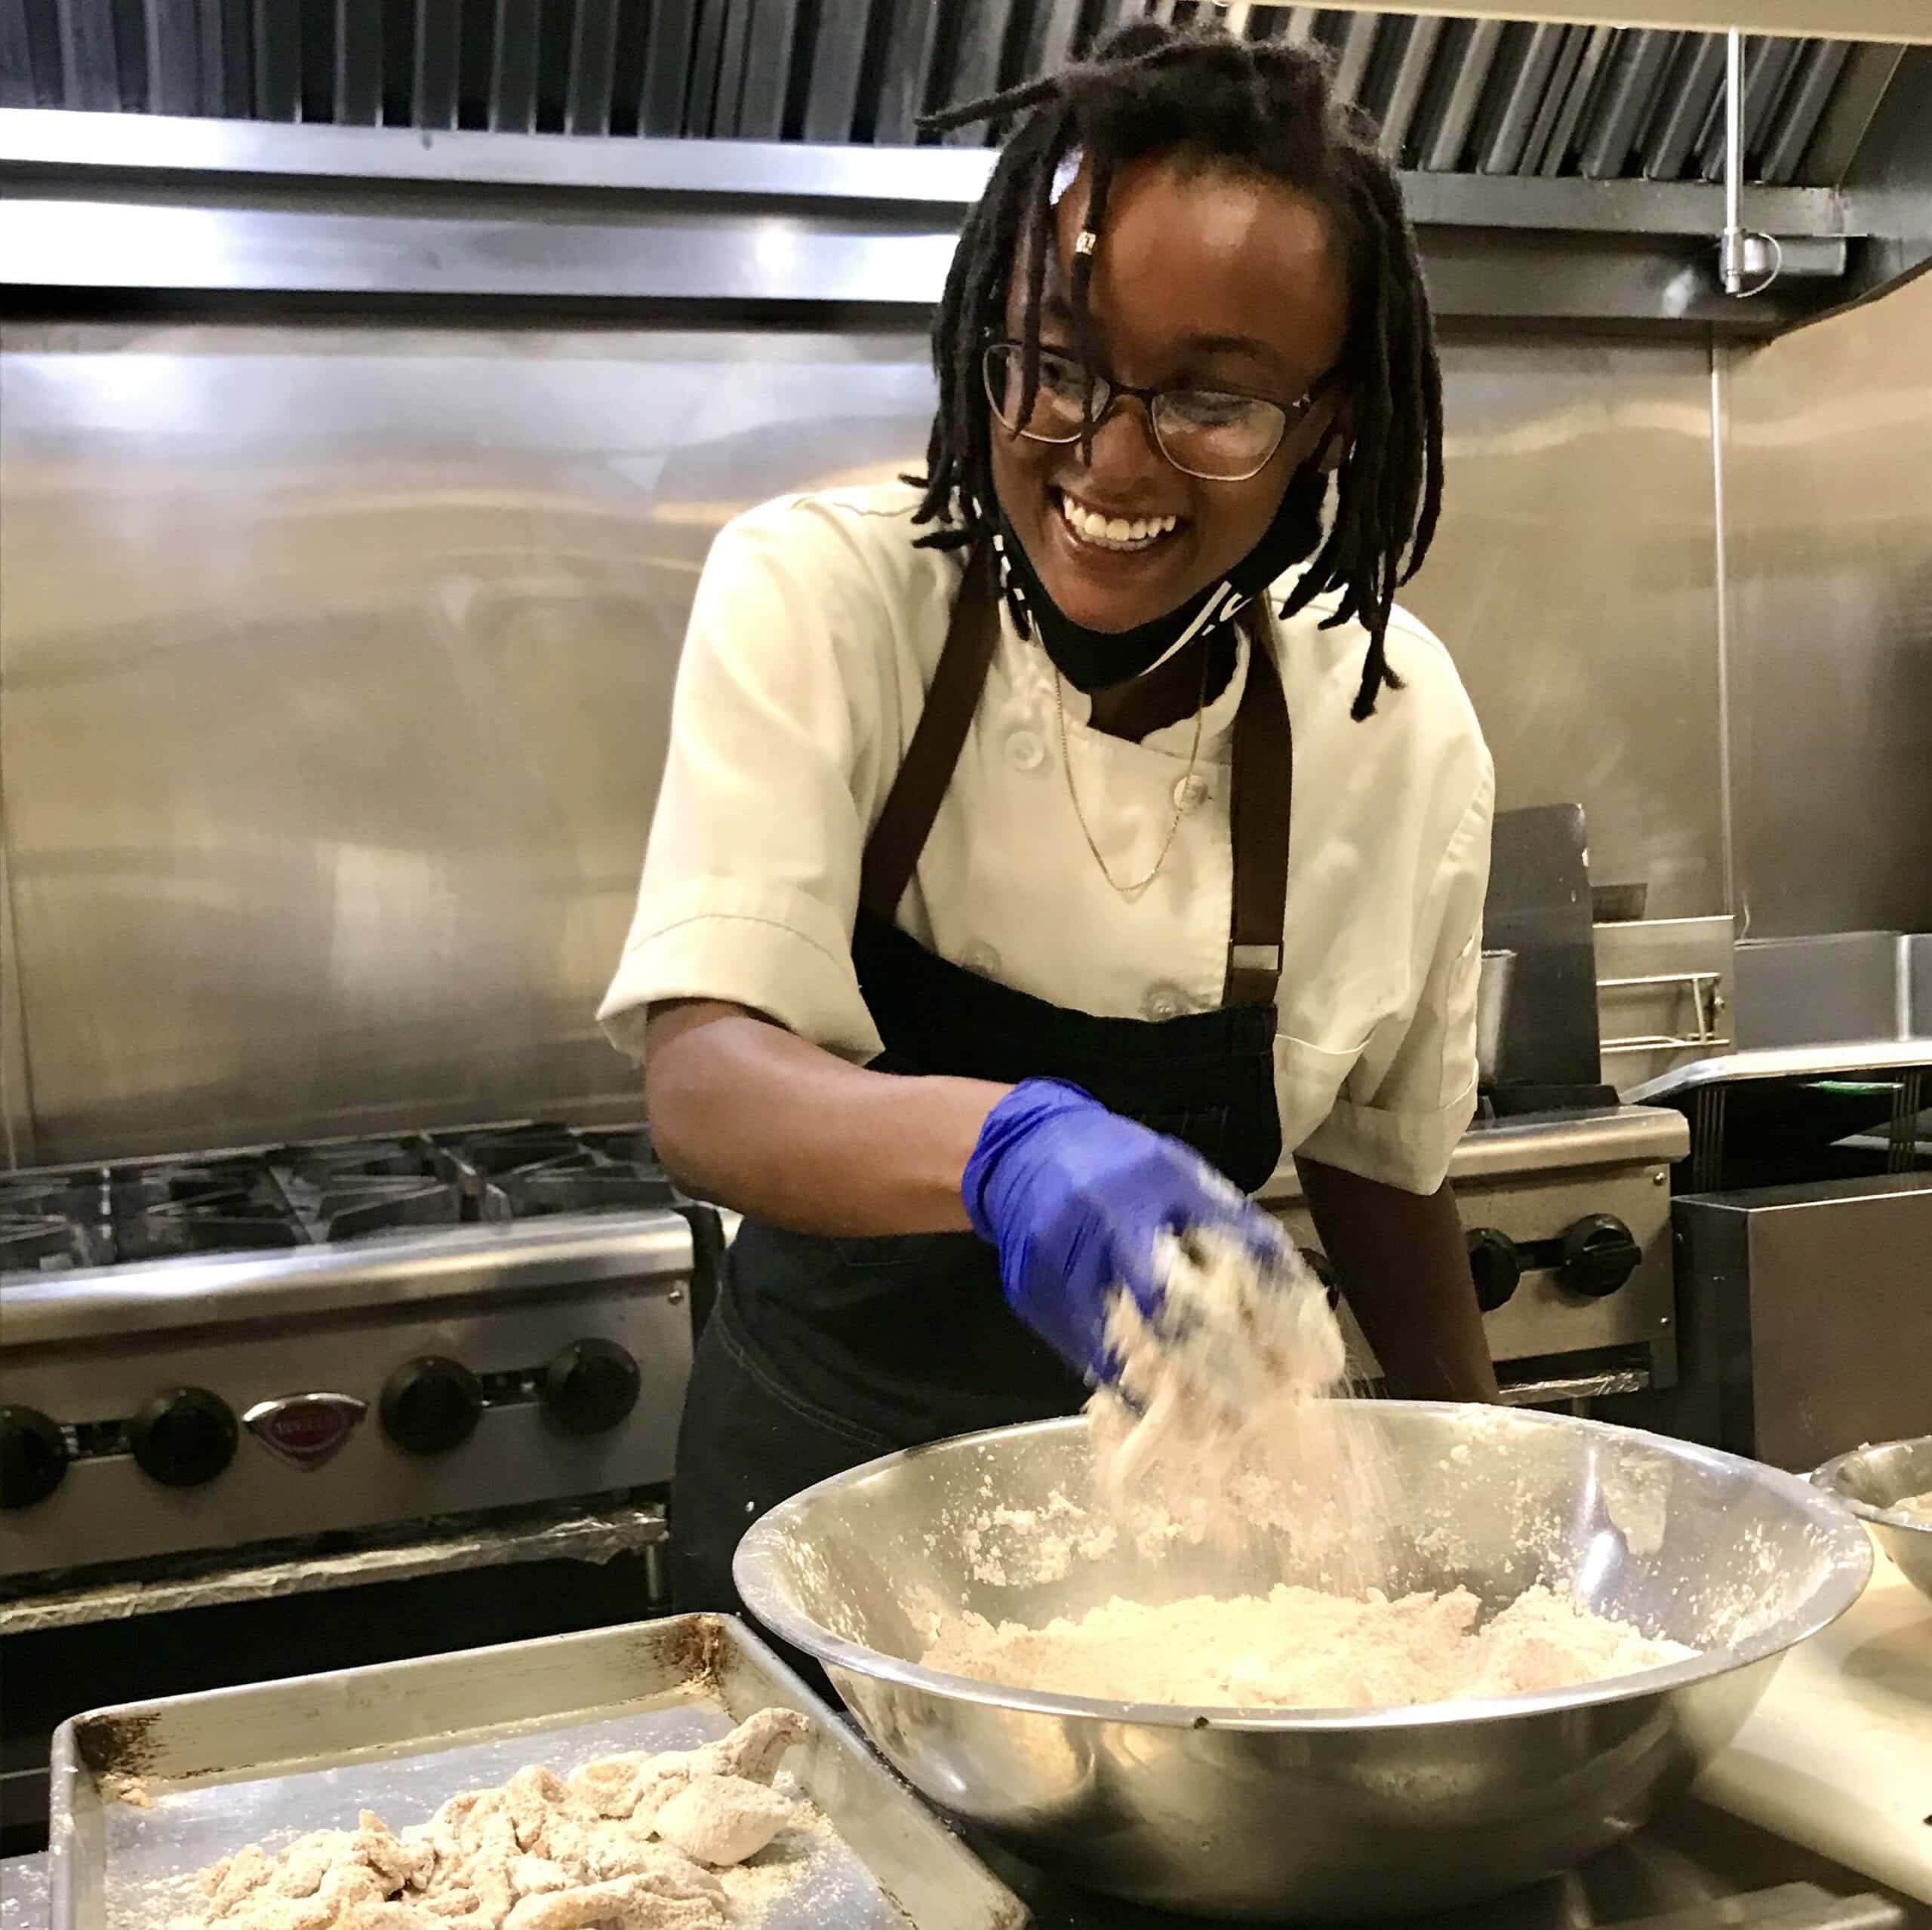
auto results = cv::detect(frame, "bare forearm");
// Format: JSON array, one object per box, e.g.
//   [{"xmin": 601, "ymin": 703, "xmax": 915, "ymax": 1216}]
[
  {"xmin": 644, "ymin": 1000, "xmax": 1008, "ymax": 1237},
  {"xmin": 1299, "ymin": 1156, "xmax": 1500, "ymax": 1403}
]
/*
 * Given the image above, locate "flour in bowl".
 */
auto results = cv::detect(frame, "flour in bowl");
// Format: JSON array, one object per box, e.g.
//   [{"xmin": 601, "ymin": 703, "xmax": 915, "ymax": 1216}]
[{"xmin": 922, "ymin": 1581, "xmax": 1693, "ymax": 1711}]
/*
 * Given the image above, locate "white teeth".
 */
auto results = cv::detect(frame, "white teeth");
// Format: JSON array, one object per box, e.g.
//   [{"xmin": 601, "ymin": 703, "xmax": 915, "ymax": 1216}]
[{"xmin": 1055, "ymin": 492, "xmax": 1179, "ymax": 552}]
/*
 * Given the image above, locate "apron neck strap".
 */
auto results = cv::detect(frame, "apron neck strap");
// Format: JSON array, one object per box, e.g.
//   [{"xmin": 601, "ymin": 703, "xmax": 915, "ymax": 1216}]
[{"xmin": 858, "ymin": 556, "xmax": 1291, "ymax": 1012}]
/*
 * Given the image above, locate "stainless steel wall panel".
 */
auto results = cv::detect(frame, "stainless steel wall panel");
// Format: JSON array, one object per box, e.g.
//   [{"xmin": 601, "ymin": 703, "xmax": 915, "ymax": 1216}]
[
  {"xmin": 1721, "ymin": 270, "xmax": 1932, "ymax": 938},
  {"xmin": 0, "ymin": 322, "xmax": 938, "ymax": 1160},
  {"xmin": 1404, "ymin": 330, "xmax": 1727, "ymax": 920},
  {"xmin": 0, "ymin": 320, "xmax": 1735, "ymax": 1160}
]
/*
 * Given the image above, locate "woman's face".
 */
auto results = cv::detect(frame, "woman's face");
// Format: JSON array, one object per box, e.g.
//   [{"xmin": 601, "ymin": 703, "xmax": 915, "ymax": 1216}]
[{"xmin": 989, "ymin": 155, "xmax": 1351, "ymax": 637}]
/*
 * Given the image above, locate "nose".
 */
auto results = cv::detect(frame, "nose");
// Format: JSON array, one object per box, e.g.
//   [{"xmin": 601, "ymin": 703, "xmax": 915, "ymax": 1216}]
[{"xmin": 1075, "ymin": 394, "xmax": 1165, "ymax": 490}]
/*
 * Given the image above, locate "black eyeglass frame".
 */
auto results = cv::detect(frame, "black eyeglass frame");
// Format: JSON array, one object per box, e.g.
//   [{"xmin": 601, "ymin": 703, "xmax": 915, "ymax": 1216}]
[{"xmin": 980, "ymin": 336, "xmax": 1333, "ymax": 484}]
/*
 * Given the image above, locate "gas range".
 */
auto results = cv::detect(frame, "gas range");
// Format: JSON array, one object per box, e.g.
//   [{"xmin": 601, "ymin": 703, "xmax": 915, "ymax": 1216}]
[
  {"xmin": 1261, "ymin": 1103, "xmax": 1690, "ymax": 1406},
  {"xmin": 0, "ymin": 1123, "xmax": 703, "ymax": 1582}
]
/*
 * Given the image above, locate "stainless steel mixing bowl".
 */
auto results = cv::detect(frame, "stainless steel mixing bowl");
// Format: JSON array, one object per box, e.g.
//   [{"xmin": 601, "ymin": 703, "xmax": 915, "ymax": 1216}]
[
  {"xmin": 1812, "ymin": 1434, "xmax": 1932, "ymax": 1603},
  {"xmin": 736, "ymin": 1404, "xmax": 1869, "ymax": 1922}
]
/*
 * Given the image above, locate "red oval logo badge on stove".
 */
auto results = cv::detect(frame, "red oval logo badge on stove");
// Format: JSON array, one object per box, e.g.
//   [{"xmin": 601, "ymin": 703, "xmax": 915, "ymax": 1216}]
[{"xmin": 243, "ymin": 1394, "xmax": 367, "ymax": 1471}]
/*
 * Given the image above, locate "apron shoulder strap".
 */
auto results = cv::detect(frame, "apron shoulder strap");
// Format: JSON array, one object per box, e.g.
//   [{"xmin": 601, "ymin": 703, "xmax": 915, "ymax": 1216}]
[
  {"xmin": 860, "ymin": 558, "xmax": 1292, "ymax": 1013},
  {"xmin": 859, "ymin": 548, "xmax": 999, "ymax": 924},
  {"xmin": 1224, "ymin": 603, "xmax": 1291, "ymax": 1009}
]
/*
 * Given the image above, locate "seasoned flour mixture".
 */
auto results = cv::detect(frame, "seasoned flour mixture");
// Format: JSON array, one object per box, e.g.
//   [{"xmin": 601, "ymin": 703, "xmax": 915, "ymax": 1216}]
[
  {"xmin": 923, "ymin": 1583, "xmax": 1694, "ymax": 1710},
  {"xmin": 1894, "ymin": 1489, "xmax": 1932, "ymax": 1524},
  {"xmin": 177, "ymin": 1710, "xmax": 814, "ymax": 1929},
  {"xmin": 931, "ymin": 1228, "xmax": 1696, "ymax": 1711}
]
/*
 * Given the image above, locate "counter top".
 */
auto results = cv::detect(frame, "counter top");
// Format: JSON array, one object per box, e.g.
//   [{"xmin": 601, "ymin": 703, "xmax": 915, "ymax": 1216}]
[{"xmin": 8, "ymin": 1801, "xmax": 1923, "ymax": 1930}]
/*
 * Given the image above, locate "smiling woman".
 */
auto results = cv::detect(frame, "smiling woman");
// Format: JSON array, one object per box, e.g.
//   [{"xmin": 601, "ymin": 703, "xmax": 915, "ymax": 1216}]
[{"xmin": 597, "ymin": 21, "xmax": 1499, "ymax": 1630}]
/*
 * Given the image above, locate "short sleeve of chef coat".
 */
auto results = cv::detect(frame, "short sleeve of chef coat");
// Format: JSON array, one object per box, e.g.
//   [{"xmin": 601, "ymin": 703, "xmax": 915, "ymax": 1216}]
[
  {"xmin": 1282, "ymin": 601, "xmax": 1495, "ymax": 1197},
  {"xmin": 595, "ymin": 493, "xmax": 906, "ymax": 1065}
]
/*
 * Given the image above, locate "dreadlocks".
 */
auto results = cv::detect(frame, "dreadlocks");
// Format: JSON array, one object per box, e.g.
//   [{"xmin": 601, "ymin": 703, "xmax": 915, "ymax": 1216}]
[{"xmin": 909, "ymin": 21, "xmax": 1444, "ymax": 721}]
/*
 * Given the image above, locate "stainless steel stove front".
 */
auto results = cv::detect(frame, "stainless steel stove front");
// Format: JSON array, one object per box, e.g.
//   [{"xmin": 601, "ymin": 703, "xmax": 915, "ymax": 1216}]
[{"xmin": 0, "ymin": 1215, "xmax": 694, "ymax": 1579}]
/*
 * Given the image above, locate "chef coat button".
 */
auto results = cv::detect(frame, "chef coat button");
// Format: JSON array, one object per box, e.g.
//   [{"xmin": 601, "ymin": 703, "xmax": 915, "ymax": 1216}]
[
  {"xmin": 1007, "ymin": 728, "xmax": 1046, "ymax": 773},
  {"xmin": 1173, "ymin": 773, "xmax": 1212, "ymax": 812},
  {"xmin": 961, "ymin": 942, "xmax": 1001, "ymax": 978},
  {"xmin": 1144, "ymin": 984, "xmax": 1190, "ymax": 1022}
]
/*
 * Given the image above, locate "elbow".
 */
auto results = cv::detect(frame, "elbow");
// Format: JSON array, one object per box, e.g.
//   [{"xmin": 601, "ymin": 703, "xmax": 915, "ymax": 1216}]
[{"xmin": 641, "ymin": 1000, "xmax": 737, "ymax": 1199}]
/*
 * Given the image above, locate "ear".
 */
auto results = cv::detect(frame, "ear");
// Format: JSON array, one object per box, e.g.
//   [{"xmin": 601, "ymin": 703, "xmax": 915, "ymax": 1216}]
[{"xmin": 1315, "ymin": 395, "xmax": 1355, "ymax": 473}]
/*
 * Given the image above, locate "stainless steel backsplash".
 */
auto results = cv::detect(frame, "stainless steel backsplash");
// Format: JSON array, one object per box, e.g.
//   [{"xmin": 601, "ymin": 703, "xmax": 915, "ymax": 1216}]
[{"xmin": 0, "ymin": 295, "xmax": 1913, "ymax": 1163}]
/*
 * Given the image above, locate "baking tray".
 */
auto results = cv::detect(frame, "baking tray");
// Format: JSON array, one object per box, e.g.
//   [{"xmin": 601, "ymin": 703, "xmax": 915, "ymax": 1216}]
[{"xmin": 50, "ymin": 1612, "xmax": 1025, "ymax": 1930}]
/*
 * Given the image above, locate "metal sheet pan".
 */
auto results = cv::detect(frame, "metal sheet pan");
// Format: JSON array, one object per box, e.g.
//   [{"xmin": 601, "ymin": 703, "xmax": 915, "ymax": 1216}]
[{"xmin": 51, "ymin": 1613, "xmax": 1025, "ymax": 1930}]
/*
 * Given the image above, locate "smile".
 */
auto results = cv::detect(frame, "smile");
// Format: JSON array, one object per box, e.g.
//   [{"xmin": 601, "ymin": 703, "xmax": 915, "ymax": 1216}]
[{"xmin": 1053, "ymin": 488, "xmax": 1183, "ymax": 554}]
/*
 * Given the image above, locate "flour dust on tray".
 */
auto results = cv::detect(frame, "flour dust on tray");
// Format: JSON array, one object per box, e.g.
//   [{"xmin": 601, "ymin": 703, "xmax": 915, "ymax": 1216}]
[{"xmin": 173, "ymin": 1708, "xmax": 822, "ymax": 1928}]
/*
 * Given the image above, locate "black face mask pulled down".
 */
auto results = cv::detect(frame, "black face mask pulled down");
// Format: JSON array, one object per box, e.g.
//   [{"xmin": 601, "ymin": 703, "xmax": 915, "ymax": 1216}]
[{"xmin": 992, "ymin": 462, "xmax": 1329, "ymax": 694}]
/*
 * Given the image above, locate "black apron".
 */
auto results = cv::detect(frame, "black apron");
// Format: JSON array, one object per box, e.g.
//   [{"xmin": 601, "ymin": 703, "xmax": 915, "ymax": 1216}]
[{"xmin": 669, "ymin": 552, "xmax": 1296, "ymax": 1618}]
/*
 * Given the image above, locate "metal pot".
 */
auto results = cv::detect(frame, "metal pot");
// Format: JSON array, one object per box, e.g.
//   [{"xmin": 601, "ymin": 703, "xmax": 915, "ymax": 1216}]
[{"xmin": 1478, "ymin": 946, "xmax": 1517, "ymax": 1082}]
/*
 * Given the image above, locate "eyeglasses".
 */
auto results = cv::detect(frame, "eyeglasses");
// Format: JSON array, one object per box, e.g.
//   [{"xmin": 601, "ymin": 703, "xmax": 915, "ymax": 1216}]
[{"xmin": 981, "ymin": 339, "xmax": 1324, "ymax": 483}]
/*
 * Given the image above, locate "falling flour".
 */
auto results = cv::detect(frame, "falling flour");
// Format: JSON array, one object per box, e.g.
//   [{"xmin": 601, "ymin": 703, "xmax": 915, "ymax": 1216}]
[
  {"xmin": 923, "ymin": 1581, "xmax": 1693, "ymax": 1710},
  {"xmin": 174, "ymin": 1709, "xmax": 817, "ymax": 1929},
  {"xmin": 1087, "ymin": 1226, "xmax": 1398, "ymax": 1590},
  {"xmin": 930, "ymin": 1227, "xmax": 1697, "ymax": 1711}
]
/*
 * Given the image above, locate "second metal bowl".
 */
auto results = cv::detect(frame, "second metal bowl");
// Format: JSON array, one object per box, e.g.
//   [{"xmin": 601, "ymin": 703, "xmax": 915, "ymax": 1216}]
[{"xmin": 1811, "ymin": 1433, "xmax": 1932, "ymax": 1602}]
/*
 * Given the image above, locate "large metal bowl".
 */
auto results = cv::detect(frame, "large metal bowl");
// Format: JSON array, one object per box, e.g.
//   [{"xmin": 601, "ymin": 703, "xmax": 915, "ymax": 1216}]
[
  {"xmin": 1811, "ymin": 1434, "xmax": 1932, "ymax": 1603},
  {"xmin": 737, "ymin": 1404, "xmax": 1869, "ymax": 1922}
]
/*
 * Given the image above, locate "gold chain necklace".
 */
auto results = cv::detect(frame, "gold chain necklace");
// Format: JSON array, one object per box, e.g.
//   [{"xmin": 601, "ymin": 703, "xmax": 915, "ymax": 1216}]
[{"xmin": 1054, "ymin": 645, "xmax": 1211, "ymax": 900}]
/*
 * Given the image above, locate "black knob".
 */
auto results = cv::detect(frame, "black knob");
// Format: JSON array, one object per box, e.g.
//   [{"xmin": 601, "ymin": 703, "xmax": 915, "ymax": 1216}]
[
  {"xmin": 380, "ymin": 1356, "xmax": 483, "ymax": 1455},
  {"xmin": 1466, "ymin": 1228, "xmax": 1522, "ymax": 1313},
  {"xmin": 542, "ymin": 1339, "xmax": 641, "ymax": 1437},
  {"xmin": 1558, "ymin": 1215, "xmax": 1642, "ymax": 1297},
  {"xmin": 1297, "ymin": 1248, "xmax": 1341, "ymax": 1308},
  {"xmin": 128, "ymin": 1387, "xmax": 238, "ymax": 1488},
  {"xmin": 0, "ymin": 1406, "xmax": 70, "ymax": 1509}
]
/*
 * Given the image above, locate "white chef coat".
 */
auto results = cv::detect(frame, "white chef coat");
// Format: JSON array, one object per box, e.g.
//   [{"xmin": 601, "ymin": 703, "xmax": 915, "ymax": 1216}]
[{"xmin": 598, "ymin": 481, "xmax": 1494, "ymax": 1196}]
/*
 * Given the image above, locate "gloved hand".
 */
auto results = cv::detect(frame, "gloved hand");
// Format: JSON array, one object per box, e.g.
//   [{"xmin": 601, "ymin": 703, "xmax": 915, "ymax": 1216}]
[{"xmin": 961, "ymin": 1078, "xmax": 1282, "ymax": 1384}]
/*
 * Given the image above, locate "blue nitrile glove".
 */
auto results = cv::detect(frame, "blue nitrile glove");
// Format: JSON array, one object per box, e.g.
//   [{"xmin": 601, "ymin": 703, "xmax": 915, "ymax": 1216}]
[{"xmin": 961, "ymin": 1078, "xmax": 1282, "ymax": 1384}]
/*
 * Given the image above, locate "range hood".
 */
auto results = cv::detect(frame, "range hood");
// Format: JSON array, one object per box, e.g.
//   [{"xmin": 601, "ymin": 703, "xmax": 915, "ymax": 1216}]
[{"xmin": 1, "ymin": 1, "xmax": 1924, "ymax": 323}]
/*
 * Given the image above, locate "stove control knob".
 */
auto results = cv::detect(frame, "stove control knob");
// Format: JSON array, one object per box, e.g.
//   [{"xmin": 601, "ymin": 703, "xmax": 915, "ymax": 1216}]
[
  {"xmin": 542, "ymin": 1339, "xmax": 641, "ymax": 1437},
  {"xmin": 380, "ymin": 1356, "xmax": 483, "ymax": 1455},
  {"xmin": 0, "ymin": 1405, "xmax": 70, "ymax": 1509},
  {"xmin": 1558, "ymin": 1215, "xmax": 1642, "ymax": 1297},
  {"xmin": 128, "ymin": 1387, "xmax": 238, "ymax": 1488},
  {"xmin": 1466, "ymin": 1228, "xmax": 1521, "ymax": 1313}
]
